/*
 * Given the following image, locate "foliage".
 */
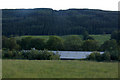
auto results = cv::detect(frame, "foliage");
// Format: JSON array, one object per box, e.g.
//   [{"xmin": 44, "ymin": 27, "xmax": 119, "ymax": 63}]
[
  {"xmin": 17, "ymin": 37, "xmax": 32, "ymax": 50},
  {"xmin": 88, "ymin": 49, "xmax": 120, "ymax": 61},
  {"xmin": 109, "ymin": 49, "xmax": 119, "ymax": 61},
  {"xmin": 30, "ymin": 38, "xmax": 46, "ymax": 50},
  {"xmin": 86, "ymin": 36, "xmax": 94, "ymax": 40},
  {"xmin": 102, "ymin": 51, "xmax": 111, "ymax": 61},
  {"xmin": 17, "ymin": 37, "xmax": 46, "ymax": 50},
  {"xmin": 2, "ymin": 34, "xmax": 118, "ymax": 52},
  {"xmin": 87, "ymin": 52, "xmax": 96, "ymax": 60},
  {"xmin": 2, "ymin": 49, "xmax": 13, "ymax": 59},
  {"xmin": 2, "ymin": 36, "xmax": 20, "ymax": 50},
  {"xmin": 82, "ymin": 30, "xmax": 89, "ymax": 40},
  {"xmin": 64, "ymin": 35, "xmax": 83, "ymax": 50},
  {"xmin": 82, "ymin": 31, "xmax": 94, "ymax": 40},
  {"xmin": 46, "ymin": 36, "xmax": 64, "ymax": 50},
  {"xmin": 88, "ymin": 51, "xmax": 102, "ymax": 61},
  {"xmin": 100, "ymin": 39, "xmax": 118, "ymax": 51},
  {"xmin": 82, "ymin": 40, "xmax": 99, "ymax": 51},
  {"xmin": 111, "ymin": 31, "xmax": 120, "ymax": 42},
  {"xmin": 2, "ymin": 9, "xmax": 118, "ymax": 36},
  {"xmin": 2, "ymin": 49, "xmax": 60, "ymax": 60}
]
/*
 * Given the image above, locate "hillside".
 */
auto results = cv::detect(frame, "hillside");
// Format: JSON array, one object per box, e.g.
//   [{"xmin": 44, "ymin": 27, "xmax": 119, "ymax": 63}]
[{"xmin": 2, "ymin": 8, "xmax": 118, "ymax": 36}]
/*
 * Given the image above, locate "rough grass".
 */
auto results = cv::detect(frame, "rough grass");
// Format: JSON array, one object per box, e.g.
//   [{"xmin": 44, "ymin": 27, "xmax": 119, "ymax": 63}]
[
  {"xmin": 15, "ymin": 34, "xmax": 110, "ymax": 44},
  {"xmin": 0, "ymin": 59, "xmax": 2, "ymax": 79},
  {"xmin": 90, "ymin": 34, "xmax": 110, "ymax": 45},
  {"xmin": 2, "ymin": 60, "xmax": 118, "ymax": 78},
  {"xmin": 15, "ymin": 35, "xmax": 50, "ymax": 40}
]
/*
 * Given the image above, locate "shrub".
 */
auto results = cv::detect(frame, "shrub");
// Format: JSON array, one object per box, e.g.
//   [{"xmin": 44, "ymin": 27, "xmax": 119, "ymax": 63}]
[
  {"xmin": 2, "ymin": 49, "xmax": 13, "ymax": 59},
  {"xmin": 100, "ymin": 39, "xmax": 118, "ymax": 51},
  {"xmin": 86, "ymin": 36, "xmax": 94, "ymax": 40},
  {"xmin": 88, "ymin": 53, "xmax": 96, "ymax": 60},
  {"xmin": 12, "ymin": 50, "xmax": 23, "ymax": 59},
  {"xmin": 110, "ymin": 50, "xmax": 119, "ymax": 61},
  {"xmin": 46, "ymin": 36, "xmax": 64, "ymax": 50},
  {"xmin": 82, "ymin": 40, "xmax": 99, "ymax": 51},
  {"xmin": 64, "ymin": 35, "xmax": 83, "ymax": 51},
  {"xmin": 50, "ymin": 52, "xmax": 60, "ymax": 60},
  {"xmin": 2, "ymin": 36, "xmax": 20, "ymax": 50},
  {"xmin": 2, "ymin": 49, "xmax": 60, "ymax": 60},
  {"xmin": 102, "ymin": 51, "xmax": 111, "ymax": 61},
  {"xmin": 40, "ymin": 50, "xmax": 60, "ymax": 60},
  {"xmin": 88, "ymin": 51, "xmax": 102, "ymax": 61},
  {"xmin": 95, "ymin": 52, "xmax": 102, "ymax": 61},
  {"xmin": 30, "ymin": 38, "xmax": 46, "ymax": 50}
]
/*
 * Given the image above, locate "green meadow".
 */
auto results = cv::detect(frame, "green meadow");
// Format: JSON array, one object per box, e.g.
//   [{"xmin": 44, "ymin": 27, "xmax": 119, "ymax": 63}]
[
  {"xmin": 2, "ymin": 60, "xmax": 118, "ymax": 78},
  {"xmin": 15, "ymin": 35, "xmax": 50, "ymax": 40},
  {"xmin": 15, "ymin": 34, "xmax": 110, "ymax": 45},
  {"xmin": 90, "ymin": 34, "xmax": 110, "ymax": 45}
]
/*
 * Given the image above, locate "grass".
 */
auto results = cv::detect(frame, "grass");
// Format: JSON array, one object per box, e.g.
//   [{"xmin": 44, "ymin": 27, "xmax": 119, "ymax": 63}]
[
  {"xmin": 15, "ymin": 35, "xmax": 50, "ymax": 40},
  {"xmin": 0, "ymin": 50, "xmax": 2, "ymax": 79},
  {"xmin": 2, "ymin": 60, "xmax": 118, "ymax": 78},
  {"xmin": 61, "ymin": 35, "xmax": 83, "ymax": 39},
  {"xmin": 90, "ymin": 34, "xmax": 110, "ymax": 45},
  {"xmin": 15, "ymin": 34, "xmax": 110, "ymax": 45},
  {"xmin": 0, "ymin": 59, "xmax": 1, "ymax": 79}
]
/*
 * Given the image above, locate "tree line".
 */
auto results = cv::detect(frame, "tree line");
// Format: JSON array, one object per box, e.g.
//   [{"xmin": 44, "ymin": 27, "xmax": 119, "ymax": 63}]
[
  {"xmin": 2, "ymin": 8, "xmax": 118, "ymax": 36},
  {"xmin": 3, "ymin": 31, "xmax": 119, "ymax": 51},
  {"xmin": 87, "ymin": 31, "xmax": 120, "ymax": 61},
  {"xmin": 2, "ymin": 35, "xmax": 100, "ymax": 51},
  {"xmin": 2, "ymin": 31, "xmax": 120, "ymax": 61}
]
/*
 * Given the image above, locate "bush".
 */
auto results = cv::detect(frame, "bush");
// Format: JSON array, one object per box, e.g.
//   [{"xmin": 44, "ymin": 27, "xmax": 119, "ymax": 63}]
[
  {"xmin": 100, "ymin": 39, "xmax": 118, "ymax": 51},
  {"xmin": 102, "ymin": 51, "xmax": 111, "ymax": 61},
  {"xmin": 2, "ymin": 49, "xmax": 60, "ymax": 60},
  {"xmin": 88, "ymin": 51, "xmax": 102, "ymax": 61},
  {"xmin": 95, "ymin": 52, "xmax": 102, "ymax": 61},
  {"xmin": 46, "ymin": 36, "xmax": 64, "ymax": 50},
  {"xmin": 88, "ymin": 49, "xmax": 120, "ymax": 62},
  {"xmin": 64, "ymin": 35, "xmax": 83, "ymax": 51},
  {"xmin": 2, "ymin": 36, "xmax": 20, "ymax": 50},
  {"xmin": 86, "ymin": 36, "xmax": 94, "ymax": 40},
  {"xmin": 30, "ymin": 38, "xmax": 46, "ymax": 50},
  {"xmin": 88, "ymin": 52, "xmax": 96, "ymax": 60},
  {"xmin": 110, "ymin": 50, "xmax": 119, "ymax": 61},
  {"xmin": 2, "ymin": 49, "xmax": 13, "ymax": 59},
  {"xmin": 12, "ymin": 50, "xmax": 23, "ymax": 59},
  {"xmin": 82, "ymin": 40, "xmax": 99, "ymax": 51},
  {"xmin": 111, "ymin": 31, "xmax": 120, "ymax": 42}
]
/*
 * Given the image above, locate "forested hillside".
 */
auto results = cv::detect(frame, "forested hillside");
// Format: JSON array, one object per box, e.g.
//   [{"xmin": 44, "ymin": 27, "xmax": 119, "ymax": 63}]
[{"xmin": 2, "ymin": 8, "xmax": 118, "ymax": 36}]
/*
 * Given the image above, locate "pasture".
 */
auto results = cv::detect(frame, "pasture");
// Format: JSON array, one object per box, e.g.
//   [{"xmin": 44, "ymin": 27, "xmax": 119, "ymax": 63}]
[
  {"xmin": 90, "ymin": 34, "xmax": 110, "ymax": 45},
  {"xmin": 2, "ymin": 60, "xmax": 118, "ymax": 78},
  {"xmin": 15, "ymin": 35, "xmax": 50, "ymax": 40},
  {"xmin": 15, "ymin": 34, "xmax": 110, "ymax": 45}
]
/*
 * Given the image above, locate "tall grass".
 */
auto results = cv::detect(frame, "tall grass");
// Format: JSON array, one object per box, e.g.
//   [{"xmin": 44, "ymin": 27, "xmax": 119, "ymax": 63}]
[{"xmin": 3, "ymin": 60, "xmax": 118, "ymax": 78}]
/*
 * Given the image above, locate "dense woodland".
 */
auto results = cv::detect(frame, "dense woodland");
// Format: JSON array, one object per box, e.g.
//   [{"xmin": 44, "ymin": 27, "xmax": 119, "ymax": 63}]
[{"xmin": 2, "ymin": 8, "xmax": 118, "ymax": 36}]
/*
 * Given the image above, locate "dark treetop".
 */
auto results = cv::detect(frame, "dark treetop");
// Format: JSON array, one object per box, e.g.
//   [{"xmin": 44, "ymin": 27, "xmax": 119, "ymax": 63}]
[{"xmin": 2, "ymin": 8, "xmax": 118, "ymax": 36}]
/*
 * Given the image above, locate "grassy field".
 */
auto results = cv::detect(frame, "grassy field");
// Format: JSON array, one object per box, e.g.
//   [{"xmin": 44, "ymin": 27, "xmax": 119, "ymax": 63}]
[
  {"xmin": 0, "ymin": 59, "xmax": 1, "ymax": 79},
  {"xmin": 15, "ymin": 35, "xmax": 50, "ymax": 40},
  {"xmin": 15, "ymin": 34, "xmax": 110, "ymax": 45},
  {"xmin": 2, "ymin": 60, "xmax": 118, "ymax": 78},
  {"xmin": 90, "ymin": 34, "xmax": 110, "ymax": 45}
]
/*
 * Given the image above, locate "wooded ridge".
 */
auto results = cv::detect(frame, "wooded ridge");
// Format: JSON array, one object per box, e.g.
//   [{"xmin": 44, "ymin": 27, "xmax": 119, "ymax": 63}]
[{"xmin": 2, "ymin": 8, "xmax": 118, "ymax": 36}]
